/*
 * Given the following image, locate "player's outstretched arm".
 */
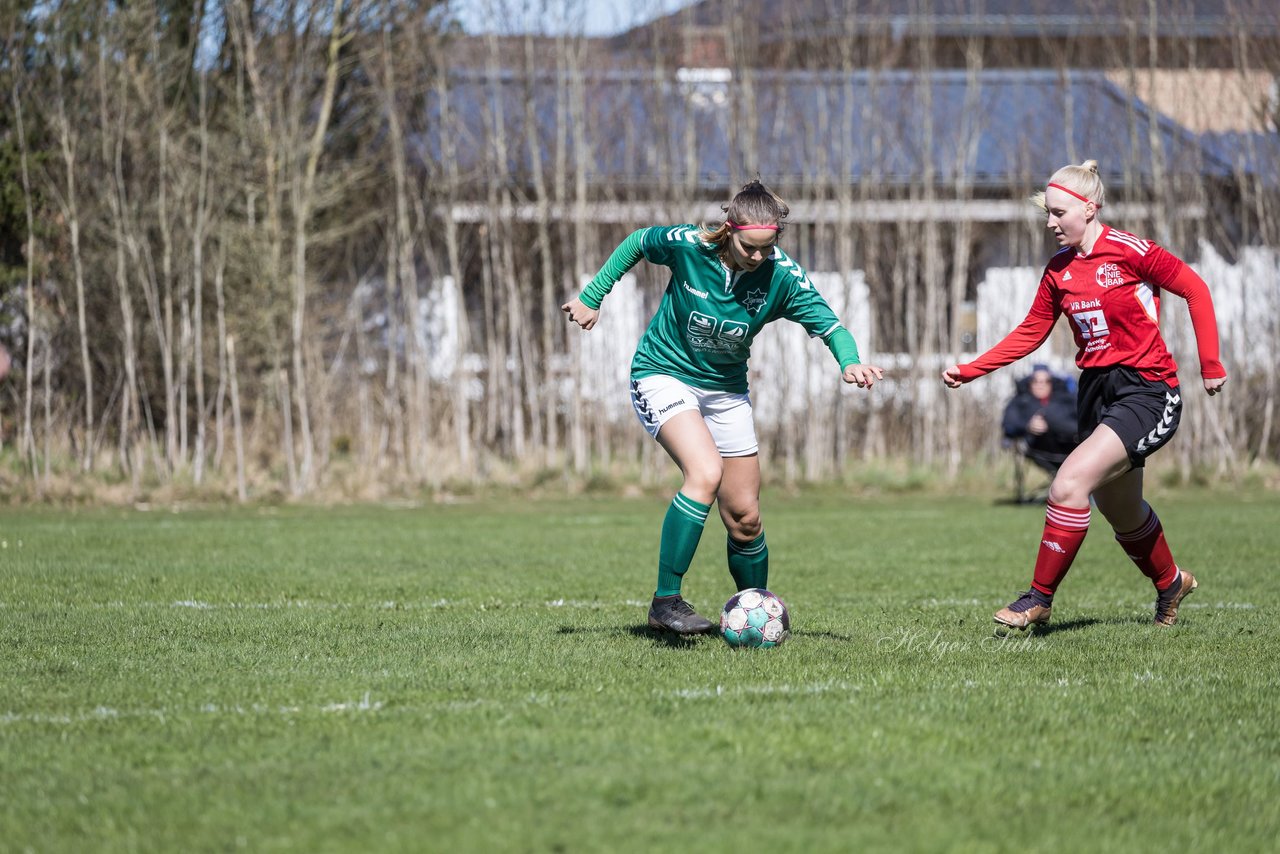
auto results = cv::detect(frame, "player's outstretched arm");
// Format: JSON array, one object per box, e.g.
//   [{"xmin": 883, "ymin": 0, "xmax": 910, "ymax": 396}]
[
  {"xmin": 842, "ymin": 363, "xmax": 884, "ymax": 389},
  {"xmin": 1152, "ymin": 258, "xmax": 1227, "ymax": 396},
  {"xmin": 561, "ymin": 296, "xmax": 599, "ymax": 331}
]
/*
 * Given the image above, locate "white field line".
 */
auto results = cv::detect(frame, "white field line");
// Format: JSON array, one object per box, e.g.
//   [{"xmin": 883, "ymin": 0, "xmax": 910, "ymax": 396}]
[
  {"xmin": 665, "ymin": 680, "xmax": 863, "ymax": 701},
  {"xmin": 1, "ymin": 598, "xmax": 1254, "ymax": 612},
  {"xmin": 0, "ymin": 667, "xmax": 1242, "ymax": 726},
  {"xmin": 661, "ymin": 676, "xmax": 1136, "ymax": 701},
  {"xmin": 6, "ymin": 684, "xmax": 864, "ymax": 726},
  {"xmin": 920, "ymin": 597, "xmax": 1256, "ymax": 610},
  {"xmin": 0, "ymin": 598, "xmax": 652, "ymax": 611},
  {"xmin": 2, "ymin": 692, "xmax": 384, "ymax": 726}
]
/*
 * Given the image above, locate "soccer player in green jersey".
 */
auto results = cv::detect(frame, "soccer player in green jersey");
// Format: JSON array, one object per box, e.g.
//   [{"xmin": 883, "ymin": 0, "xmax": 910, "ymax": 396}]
[{"xmin": 562, "ymin": 180, "xmax": 883, "ymax": 634}]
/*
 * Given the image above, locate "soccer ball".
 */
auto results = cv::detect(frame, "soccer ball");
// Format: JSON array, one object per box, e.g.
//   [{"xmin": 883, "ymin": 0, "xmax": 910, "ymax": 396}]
[{"xmin": 720, "ymin": 588, "xmax": 790, "ymax": 648}]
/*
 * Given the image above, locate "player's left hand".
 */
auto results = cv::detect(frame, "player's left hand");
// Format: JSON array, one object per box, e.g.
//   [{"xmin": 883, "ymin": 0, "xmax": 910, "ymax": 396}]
[
  {"xmin": 1204, "ymin": 376, "xmax": 1226, "ymax": 396},
  {"xmin": 561, "ymin": 297, "xmax": 599, "ymax": 331},
  {"xmin": 842, "ymin": 363, "xmax": 884, "ymax": 389}
]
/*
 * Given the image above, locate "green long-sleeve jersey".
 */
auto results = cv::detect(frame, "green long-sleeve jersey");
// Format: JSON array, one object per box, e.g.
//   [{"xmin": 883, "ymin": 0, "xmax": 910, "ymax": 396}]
[{"xmin": 578, "ymin": 225, "xmax": 861, "ymax": 394}]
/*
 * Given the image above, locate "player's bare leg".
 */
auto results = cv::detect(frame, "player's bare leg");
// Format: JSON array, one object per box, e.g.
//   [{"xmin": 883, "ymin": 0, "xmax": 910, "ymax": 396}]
[
  {"xmin": 1091, "ymin": 465, "xmax": 1147, "ymax": 532},
  {"xmin": 1095, "ymin": 466, "xmax": 1198, "ymax": 625},
  {"xmin": 718, "ymin": 454, "xmax": 767, "ymax": 590},
  {"xmin": 995, "ymin": 425, "xmax": 1131, "ymax": 632},
  {"xmin": 1046, "ymin": 424, "xmax": 1132, "ymax": 508},
  {"xmin": 656, "ymin": 410, "xmax": 723, "ymax": 505},
  {"xmin": 645, "ymin": 411, "xmax": 721, "ymax": 634}
]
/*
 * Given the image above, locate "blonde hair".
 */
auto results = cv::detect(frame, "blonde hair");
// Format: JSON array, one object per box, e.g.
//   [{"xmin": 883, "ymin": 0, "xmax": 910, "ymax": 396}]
[
  {"xmin": 699, "ymin": 179, "xmax": 790, "ymax": 249},
  {"xmin": 1031, "ymin": 159, "xmax": 1106, "ymax": 211}
]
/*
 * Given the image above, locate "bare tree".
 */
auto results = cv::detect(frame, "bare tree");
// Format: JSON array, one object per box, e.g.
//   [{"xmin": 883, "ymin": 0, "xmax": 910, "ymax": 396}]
[
  {"xmin": 10, "ymin": 79, "xmax": 39, "ymax": 477},
  {"xmin": 48, "ymin": 23, "xmax": 96, "ymax": 472},
  {"xmin": 3, "ymin": 0, "xmax": 1275, "ymax": 499}
]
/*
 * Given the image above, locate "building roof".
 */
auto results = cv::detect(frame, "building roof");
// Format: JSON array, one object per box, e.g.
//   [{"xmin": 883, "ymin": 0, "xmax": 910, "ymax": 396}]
[
  {"xmin": 639, "ymin": 0, "xmax": 1280, "ymax": 40},
  {"xmin": 1201, "ymin": 131, "xmax": 1280, "ymax": 188},
  {"xmin": 425, "ymin": 68, "xmax": 1234, "ymax": 193},
  {"xmin": 614, "ymin": 1, "xmax": 1280, "ymax": 70}
]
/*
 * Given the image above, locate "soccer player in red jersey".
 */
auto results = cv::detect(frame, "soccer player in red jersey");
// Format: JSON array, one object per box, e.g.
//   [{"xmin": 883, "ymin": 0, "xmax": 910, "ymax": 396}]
[{"xmin": 943, "ymin": 160, "xmax": 1227, "ymax": 630}]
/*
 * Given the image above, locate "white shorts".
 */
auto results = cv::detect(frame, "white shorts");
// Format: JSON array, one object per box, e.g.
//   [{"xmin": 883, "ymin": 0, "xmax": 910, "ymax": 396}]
[{"xmin": 629, "ymin": 375, "xmax": 758, "ymax": 457}]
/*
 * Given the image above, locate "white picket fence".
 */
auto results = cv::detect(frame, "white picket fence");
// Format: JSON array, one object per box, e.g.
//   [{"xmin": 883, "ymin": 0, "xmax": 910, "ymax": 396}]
[{"xmin": 422, "ymin": 244, "xmax": 1279, "ymax": 429}]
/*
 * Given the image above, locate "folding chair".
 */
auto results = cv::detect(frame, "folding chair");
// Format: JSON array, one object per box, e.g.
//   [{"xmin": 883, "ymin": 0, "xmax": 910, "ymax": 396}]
[{"xmin": 1009, "ymin": 439, "xmax": 1069, "ymax": 504}]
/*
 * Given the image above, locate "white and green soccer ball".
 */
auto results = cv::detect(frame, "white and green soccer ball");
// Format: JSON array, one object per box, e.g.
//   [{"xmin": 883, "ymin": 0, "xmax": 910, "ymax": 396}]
[{"xmin": 720, "ymin": 588, "xmax": 790, "ymax": 649}]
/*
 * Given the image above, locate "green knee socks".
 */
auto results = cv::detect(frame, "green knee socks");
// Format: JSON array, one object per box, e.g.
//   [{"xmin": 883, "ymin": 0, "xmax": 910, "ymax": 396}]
[{"xmin": 654, "ymin": 493, "xmax": 712, "ymax": 597}]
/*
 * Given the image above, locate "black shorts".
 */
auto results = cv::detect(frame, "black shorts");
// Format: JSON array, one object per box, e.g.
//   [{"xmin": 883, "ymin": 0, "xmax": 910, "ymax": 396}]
[{"xmin": 1076, "ymin": 367, "xmax": 1182, "ymax": 468}]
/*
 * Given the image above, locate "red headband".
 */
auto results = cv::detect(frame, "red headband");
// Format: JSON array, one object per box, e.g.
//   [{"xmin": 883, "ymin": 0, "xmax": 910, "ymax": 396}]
[
  {"xmin": 728, "ymin": 220, "xmax": 780, "ymax": 231},
  {"xmin": 1047, "ymin": 182, "xmax": 1094, "ymax": 204}
]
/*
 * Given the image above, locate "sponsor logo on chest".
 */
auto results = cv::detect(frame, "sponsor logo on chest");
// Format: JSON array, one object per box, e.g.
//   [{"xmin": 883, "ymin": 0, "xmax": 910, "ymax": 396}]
[
  {"xmin": 686, "ymin": 312, "xmax": 750, "ymax": 353},
  {"xmin": 1095, "ymin": 262, "xmax": 1124, "ymax": 289}
]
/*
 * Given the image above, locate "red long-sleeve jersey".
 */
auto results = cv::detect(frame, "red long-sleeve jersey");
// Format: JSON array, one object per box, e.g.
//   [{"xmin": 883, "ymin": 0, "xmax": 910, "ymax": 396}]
[{"xmin": 957, "ymin": 225, "xmax": 1226, "ymax": 386}]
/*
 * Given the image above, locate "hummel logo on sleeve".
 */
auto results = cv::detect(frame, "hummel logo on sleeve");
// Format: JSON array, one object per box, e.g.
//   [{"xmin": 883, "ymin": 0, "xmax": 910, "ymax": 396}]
[{"xmin": 665, "ymin": 226, "xmax": 698, "ymax": 242}]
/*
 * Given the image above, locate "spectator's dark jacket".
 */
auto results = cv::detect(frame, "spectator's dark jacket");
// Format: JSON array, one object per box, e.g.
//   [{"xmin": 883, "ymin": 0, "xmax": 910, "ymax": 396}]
[{"xmin": 1002, "ymin": 374, "xmax": 1078, "ymax": 456}]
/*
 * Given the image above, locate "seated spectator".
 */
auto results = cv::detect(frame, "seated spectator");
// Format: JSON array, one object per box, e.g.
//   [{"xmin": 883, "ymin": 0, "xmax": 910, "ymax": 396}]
[{"xmin": 1002, "ymin": 365, "xmax": 1078, "ymax": 479}]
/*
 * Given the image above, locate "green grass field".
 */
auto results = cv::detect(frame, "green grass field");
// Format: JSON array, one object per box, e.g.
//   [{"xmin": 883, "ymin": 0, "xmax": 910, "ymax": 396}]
[{"xmin": 2, "ymin": 490, "xmax": 1278, "ymax": 852}]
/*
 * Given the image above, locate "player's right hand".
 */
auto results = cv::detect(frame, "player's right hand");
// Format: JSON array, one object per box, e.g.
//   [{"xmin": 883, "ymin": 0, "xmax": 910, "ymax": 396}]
[
  {"xmin": 561, "ymin": 297, "xmax": 599, "ymax": 331},
  {"xmin": 941, "ymin": 365, "xmax": 964, "ymax": 388}
]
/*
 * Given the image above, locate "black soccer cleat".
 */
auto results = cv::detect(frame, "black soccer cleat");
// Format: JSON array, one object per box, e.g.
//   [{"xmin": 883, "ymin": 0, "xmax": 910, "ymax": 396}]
[{"xmin": 647, "ymin": 595, "xmax": 715, "ymax": 635}]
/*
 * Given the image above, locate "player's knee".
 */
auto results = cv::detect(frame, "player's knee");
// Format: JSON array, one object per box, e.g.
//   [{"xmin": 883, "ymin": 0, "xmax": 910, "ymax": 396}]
[
  {"xmin": 727, "ymin": 510, "xmax": 762, "ymax": 541},
  {"xmin": 682, "ymin": 459, "xmax": 724, "ymax": 498},
  {"xmin": 1047, "ymin": 471, "xmax": 1090, "ymax": 507}
]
